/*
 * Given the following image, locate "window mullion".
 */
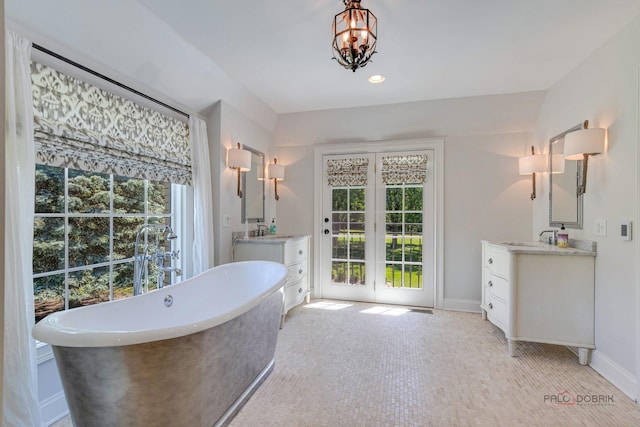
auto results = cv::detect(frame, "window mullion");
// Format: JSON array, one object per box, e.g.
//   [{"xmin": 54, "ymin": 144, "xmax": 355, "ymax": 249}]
[
  {"xmin": 109, "ymin": 175, "xmax": 114, "ymax": 301},
  {"xmin": 64, "ymin": 168, "xmax": 70, "ymax": 311}
]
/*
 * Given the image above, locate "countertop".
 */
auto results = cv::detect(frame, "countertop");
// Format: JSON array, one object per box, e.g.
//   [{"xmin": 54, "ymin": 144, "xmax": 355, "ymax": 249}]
[
  {"xmin": 234, "ymin": 234, "xmax": 311, "ymax": 244},
  {"xmin": 487, "ymin": 240, "xmax": 596, "ymax": 256}
]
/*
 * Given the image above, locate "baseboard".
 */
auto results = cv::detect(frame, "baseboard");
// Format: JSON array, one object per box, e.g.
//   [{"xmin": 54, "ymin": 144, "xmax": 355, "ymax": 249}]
[
  {"xmin": 589, "ymin": 349, "xmax": 637, "ymax": 401},
  {"xmin": 40, "ymin": 391, "xmax": 69, "ymax": 427},
  {"xmin": 443, "ymin": 298, "xmax": 481, "ymax": 313}
]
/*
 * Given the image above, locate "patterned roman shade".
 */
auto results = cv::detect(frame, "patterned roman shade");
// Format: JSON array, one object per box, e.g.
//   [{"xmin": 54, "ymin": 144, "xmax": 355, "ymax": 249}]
[
  {"xmin": 381, "ymin": 154, "xmax": 428, "ymax": 184},
  {"xmin": 327, "ymin": 157, "xmax": 369, "ymax": 186},
  {"xmin": 31, "ymin": 62, "xmax": 191, "ymax": 185}
]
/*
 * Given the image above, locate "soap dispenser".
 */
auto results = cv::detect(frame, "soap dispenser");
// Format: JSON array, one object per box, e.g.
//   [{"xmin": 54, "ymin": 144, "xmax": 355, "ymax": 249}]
[
  {"xmin": 557, "ymin": 224, "xmax": 569, "ymax": 248},
  {"xmin": 269, "ymin": 218, "xmax": 276, "ymax": 235}
]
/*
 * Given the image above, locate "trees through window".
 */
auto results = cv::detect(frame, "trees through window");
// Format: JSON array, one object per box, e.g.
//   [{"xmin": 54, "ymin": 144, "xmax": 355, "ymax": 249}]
[{"xmin": 33, "ymin": 164, "xmax": 178, "ymax": 322}]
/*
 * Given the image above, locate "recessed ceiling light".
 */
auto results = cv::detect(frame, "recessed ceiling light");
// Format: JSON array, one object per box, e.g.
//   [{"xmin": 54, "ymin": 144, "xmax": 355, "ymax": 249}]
[{"xmin": 368, "ymin": 74, "xmax": 386, "ymax": 84}]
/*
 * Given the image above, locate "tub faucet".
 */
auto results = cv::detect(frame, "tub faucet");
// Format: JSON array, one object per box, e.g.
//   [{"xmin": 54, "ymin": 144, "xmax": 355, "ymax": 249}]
[
  {"xmin": 155, "ymin": 249, "xmax": 181, "ymax": 289},
  {"xmin": 134, "ymin": 224, "xmax": 178, "ymax": 296},
  {"xmin": 539, "ymin": 229, "xmax": 558, "ymax": 245}
]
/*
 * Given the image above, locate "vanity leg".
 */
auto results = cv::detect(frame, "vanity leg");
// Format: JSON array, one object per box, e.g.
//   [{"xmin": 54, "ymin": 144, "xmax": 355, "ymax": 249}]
[
  {"xmin": 481, "ymin": 308, "xmax": 487, "ymax": 321},
  {"xmin": 578, "ymin": 348, "xmax": 591, "ymax": 366},
  {"xmin": 279, "ymin": 314, "xmax": 286, "ymax": 329},
  {"xmin": 305, "ymin": 293, "xmax": 311, "ymax": 304},
  {"xmin": 508, "ymin": 339, "xmax": 517, "ymax": 357}
]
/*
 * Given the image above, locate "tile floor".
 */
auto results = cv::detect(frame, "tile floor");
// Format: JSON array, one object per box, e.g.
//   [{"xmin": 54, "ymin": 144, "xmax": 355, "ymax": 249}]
[{"xmin": 52, "ymin": 300, "xmax": 640, "ymax": 426}]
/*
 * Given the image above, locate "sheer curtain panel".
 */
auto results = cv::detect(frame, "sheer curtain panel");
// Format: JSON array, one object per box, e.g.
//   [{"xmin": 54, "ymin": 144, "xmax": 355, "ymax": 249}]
[
  {"xmin": 189, "ymin": 116, "xmax": 214, "ymax": 274},
  {"xmin": 3, "ymin": 31, "xmax": 43, "ymax": 427}
]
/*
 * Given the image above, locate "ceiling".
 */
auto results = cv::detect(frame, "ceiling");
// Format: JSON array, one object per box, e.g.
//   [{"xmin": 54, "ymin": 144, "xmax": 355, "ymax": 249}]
[{"xmin": 137, "ymin": 0, "xmax": 640, "ymax": 114}]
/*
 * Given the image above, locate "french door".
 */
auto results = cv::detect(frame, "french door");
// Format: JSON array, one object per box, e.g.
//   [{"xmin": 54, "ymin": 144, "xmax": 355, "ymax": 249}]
[{"xmin": 320, "ymin": 151, "xmax": 434, "ymax": 307}]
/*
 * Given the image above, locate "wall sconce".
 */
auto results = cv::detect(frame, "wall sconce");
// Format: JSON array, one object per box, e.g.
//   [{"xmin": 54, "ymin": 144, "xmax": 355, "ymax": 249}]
[
  {"xmin": 227, "ymin": 142, "xmax": 251, "ymax": 198},
  {"xmin": 267, "ymin": 158, "xmax": 285, "ymax": 201},
  {"xmin": 563, "ymin": 126, "xmax": 605, "ymax": 195},
  {"xmin": 519, "ymin": 146, "xmax": 547, "ymax": 200}
]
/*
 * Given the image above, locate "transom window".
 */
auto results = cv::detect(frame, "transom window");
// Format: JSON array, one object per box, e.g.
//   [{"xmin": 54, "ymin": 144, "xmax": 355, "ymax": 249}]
[{"xmin": 33, "ymin": 164, "xmax": 181, "ymax": 322}]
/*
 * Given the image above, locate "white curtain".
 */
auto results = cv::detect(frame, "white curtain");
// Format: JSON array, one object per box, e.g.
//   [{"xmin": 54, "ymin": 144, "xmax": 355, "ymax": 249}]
[
  {"xmin": 3, "ymin": 31, "xmax": 43, "ymax": 426},
  {"xmin": 189, "ymin": 116, "xmax": 215, "ymax": 275}
]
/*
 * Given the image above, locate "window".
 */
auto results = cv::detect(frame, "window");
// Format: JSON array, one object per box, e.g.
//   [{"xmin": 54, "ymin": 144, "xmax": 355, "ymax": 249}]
[{"xmin": 33, "ymin": 164, "xmax": 183, "ymax": 323}]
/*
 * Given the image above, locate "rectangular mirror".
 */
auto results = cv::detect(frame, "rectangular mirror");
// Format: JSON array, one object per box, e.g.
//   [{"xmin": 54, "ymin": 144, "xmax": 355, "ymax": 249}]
[
  {"xmin": 241, "ymin": 146, "xmax": 265, "ymax": 223},
  {"xmin": 549, "ymin": 122, "xmax": 585, "ymax": 229}
]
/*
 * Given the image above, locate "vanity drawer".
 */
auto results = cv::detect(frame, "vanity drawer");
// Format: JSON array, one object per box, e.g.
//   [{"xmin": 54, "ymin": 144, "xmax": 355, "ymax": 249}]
[
  {"xmin": 485, "ymin": 293, "xmax": 508, "ymax": 329},
  {"xmin": 284, "ymin": 279, "xmax": 307, "ymax": 309},
  {"xmin": 285, "ymin": 239, "xmax": 308, "ymax": 264},
  {"xmin": 485, "ymin": 271, "xmax": 509, "ymax": 302},
  {"xmin": 287, "ymin": 261, "xmax": 308, "ymax": 282},
  {"xmin": 484, "ymin": 246, "xmax": 509, "ymax": 279}
]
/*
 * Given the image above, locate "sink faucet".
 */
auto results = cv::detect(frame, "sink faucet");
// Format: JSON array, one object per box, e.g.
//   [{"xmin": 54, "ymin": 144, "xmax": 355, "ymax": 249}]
[
  {"xmin": 539, "ymin": 229, "xmax": 558, "ymax": 245},
  {"xmin": 256, "ymin": 224, "xmax": 268, "ymax": 236}
]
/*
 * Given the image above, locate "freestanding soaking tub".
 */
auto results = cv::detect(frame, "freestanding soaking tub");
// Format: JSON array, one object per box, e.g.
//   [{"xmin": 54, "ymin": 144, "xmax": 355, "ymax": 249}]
[{"xmin": 33, "ymin": 261, "xmax": 288, "ymax": 427}]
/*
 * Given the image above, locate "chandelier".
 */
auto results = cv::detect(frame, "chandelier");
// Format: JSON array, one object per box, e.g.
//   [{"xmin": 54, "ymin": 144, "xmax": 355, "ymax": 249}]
[{"xmin": 332, "ymin": 0, "xmax": 378, "ymax": 72}]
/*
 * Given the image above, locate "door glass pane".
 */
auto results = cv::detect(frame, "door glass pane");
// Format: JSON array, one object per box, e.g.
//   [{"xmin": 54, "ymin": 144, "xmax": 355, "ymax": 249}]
[
  {"xmin": 386, "ymin": 187, "xmax": 403, "ymax": 210},
  {"xmin": 332, "ymin": 188, "xmax": 348, "ymax": 210},
  {"xmin": 404, "ymin": 187, "xmax": 423, "ymax": 210},
  {"xmin": 349, "ymin": 188, "xmax": 365, "ymax": 211},
  {"xmin": 331, "ymin": 186, "xmax": 366, "ymax": 286},
  {"xmin": 384, "ymin": 184, "xmax": 423, "ymax": 289}
]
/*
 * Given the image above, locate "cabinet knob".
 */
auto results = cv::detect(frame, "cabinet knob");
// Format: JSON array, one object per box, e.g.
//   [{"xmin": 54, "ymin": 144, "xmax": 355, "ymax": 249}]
[
  {"xmin": 298, "ymin": 269, "xmax": 303, "ymax": 275},
  {"xmin": 488, "ymin": 280, "xmax": 493, "ymax": 287},
  {"xmin": 299, "ymin": 249, "xmax": 304, "ymax": 255},
  {"xmin": 488, "ymin": 258, "xmax": 493, "ymax": 265},
  {"xmin": 488, "ymin": 303, "xmax": 493, "ymax": 309},
  {"xmin": 298, "ymin": 288, "xmax": 303, "ymax": 293}
]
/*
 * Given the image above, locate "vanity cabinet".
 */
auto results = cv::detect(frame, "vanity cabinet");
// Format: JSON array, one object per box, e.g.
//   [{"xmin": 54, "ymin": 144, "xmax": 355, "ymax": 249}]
[
  {"xmin": 234, "ymin": 235, "xmax": 311, "ymax": 327},
  {"xmin": 481, "ymin": 240, "xmax": 595, "ymax": 365}
]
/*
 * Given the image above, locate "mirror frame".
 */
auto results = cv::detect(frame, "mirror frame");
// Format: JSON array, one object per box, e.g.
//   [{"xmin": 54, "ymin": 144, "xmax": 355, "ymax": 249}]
[
  {"xmin": 548, "ymin": 121, "xmax": 586, "ymax": 229},
  {"xmin": 241, "ymin": 146, "xmax": 265, "ymax": 223}
]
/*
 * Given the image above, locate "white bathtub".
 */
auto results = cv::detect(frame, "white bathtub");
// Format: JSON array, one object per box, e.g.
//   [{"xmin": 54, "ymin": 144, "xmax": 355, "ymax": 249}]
[{"xmin": 33, "ymin": 260, "xmax": 288, "ymax": 427}]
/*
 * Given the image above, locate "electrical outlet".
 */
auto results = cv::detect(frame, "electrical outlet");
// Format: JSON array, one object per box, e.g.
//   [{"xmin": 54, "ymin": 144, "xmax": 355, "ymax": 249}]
[
  {"xmin": 595, "ymin": 219, "xmax": 607, "ymax": 236},
  {"xmin": 223, "ymin": 214, "xmax": 231, "ymax": 227}
]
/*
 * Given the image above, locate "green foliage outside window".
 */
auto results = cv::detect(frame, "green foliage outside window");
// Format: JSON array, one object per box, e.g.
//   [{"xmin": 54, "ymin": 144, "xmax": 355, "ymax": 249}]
[{"xmin": 33, "ymin": 165, "xmax": 173, "ymax": 323}]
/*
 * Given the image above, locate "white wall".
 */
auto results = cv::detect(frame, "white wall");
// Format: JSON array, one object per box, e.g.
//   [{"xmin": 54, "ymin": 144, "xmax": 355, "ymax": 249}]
[
  {"xmin": 532, "ymin": 15, "xmax": 640, "ymax": 398},
  {"xmin": 208, "ymin": 101, "xmax": 278, "ymax": 266},
  {"xmin": 274, "ymin": 92, "xmax": 543, "ymax": 310}
]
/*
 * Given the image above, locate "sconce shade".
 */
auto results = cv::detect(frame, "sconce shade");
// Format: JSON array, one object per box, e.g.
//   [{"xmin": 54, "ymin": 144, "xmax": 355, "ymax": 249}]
[
  {"xmin": 268, "ymin": 163, "xmax": 285, "ymax": 181},
  {"xmin": 518, "ymin": 154, "xmax": 547, "ymax": 175},
  {"xmin": 550, "ymin": 153, "xmax": 565, "ymax": 174},
  {"xmin": 227, "ymin": 145, "xmax": 251, "ymax": 171},
  {"xmin": 564, "ymin": 128, "xmax": 605, "ymax": 160}
]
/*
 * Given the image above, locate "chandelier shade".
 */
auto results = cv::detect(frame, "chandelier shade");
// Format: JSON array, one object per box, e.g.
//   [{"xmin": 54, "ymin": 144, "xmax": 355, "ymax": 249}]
[{"xmin": 332, "ymin": 0, "xmax": 377, "ymax": 72}]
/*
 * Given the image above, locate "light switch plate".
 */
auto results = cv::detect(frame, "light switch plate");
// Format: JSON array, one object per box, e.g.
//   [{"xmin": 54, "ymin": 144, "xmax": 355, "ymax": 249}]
[
  {"xmin": 223, "ymin": 214, "xmax": 231, "ymax": 227},
  {"xmin": 620, "ymin": 221, "xmax": 632, "ymax": 240},
  {"xmin": 595, "ymin": 219, "xmax": 607, "ymax": 236}
]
